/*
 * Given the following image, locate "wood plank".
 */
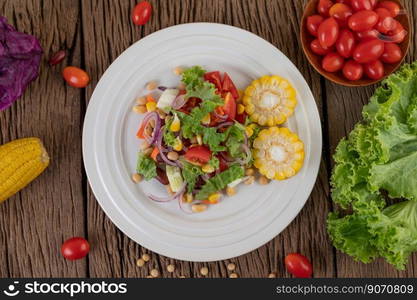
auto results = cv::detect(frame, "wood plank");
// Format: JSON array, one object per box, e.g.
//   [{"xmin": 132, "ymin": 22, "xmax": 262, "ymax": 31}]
[
  {"xmin": 0, "ymin": 0, "xmax": 86, "ymax": 277},
  {"xmin": 81, "ymin": 0, "xmax": 333, "ymax": 278},
  {"xmin": 326, "ymin": 0, "xmax": 417, "ymax": 278}
]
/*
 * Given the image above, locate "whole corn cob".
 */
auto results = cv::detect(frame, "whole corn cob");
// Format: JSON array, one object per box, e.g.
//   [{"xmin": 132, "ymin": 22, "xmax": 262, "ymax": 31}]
[{"xmin": 0, "ymin": 138, "xmax": 50, "ymax": 202}]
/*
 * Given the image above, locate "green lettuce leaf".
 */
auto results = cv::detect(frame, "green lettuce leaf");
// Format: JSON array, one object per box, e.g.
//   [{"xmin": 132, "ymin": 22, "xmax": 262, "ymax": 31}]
[
  {"xmin": 181, "ymin": 161, "xmax": 204, "ymax": 194},
  {"xmin": 136, "ymin": 152, "xmax": 157, "ymax": 180}
]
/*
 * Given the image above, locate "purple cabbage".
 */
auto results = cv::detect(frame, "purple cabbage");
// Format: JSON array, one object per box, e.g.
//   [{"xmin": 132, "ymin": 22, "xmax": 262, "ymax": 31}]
[{"xmin": 0, "ymin": 17, "xmax": 42, "ymax": 111}]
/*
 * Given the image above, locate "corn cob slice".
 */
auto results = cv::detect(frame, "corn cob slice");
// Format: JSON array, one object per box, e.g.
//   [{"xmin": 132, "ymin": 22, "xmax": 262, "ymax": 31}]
[
  {"xmin": 253, "ymin": 127, "xmax": 304, "ymax": 180},
  {"xmin": 243, "ymin": 75, "xmax": 297, "ymax": 126},
  {"xmin": 0, "ymin": 138, "xmax": 50, "ymax": 202}
]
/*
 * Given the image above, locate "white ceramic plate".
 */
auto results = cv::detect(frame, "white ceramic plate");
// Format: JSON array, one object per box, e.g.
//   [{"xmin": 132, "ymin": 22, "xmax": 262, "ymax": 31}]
[{"xmin": 83, "ymin": 23, "xmax": 322, "ymax": 262}]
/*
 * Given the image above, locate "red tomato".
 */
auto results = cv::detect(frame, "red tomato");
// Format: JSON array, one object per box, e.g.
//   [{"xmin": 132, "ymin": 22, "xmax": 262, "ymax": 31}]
[
  {"xmin": 235, "ymin": 112, "xmax": 247, "ymax": 124},
  {"xmin": 204, "ymin": 71, "xmax": 223, "ymax": 91},
  {"xmin": 343, "ymin": 60, "xmax": 364, "ymax": 80},
  {"xmin": 178, "ymin": 97, "xmax": 201, "ymax": 114},
  {"xmin": 370, "ymin": 0, "xmax": 377, "ymax": 8},
  {"xmin": 355, "ymin": 29, "xmax": 379, "ymax": 41},
  {"xmin": 222, "ymin": 92, "xmax": 236, "ymax": 121},
  {"xmin": 329, "ymin": 3, "xmax": 352, "ymax": 26},
  {"xmin": 377, "ymin": 1, "xmax": 400, "ymax": 17},
  {"xmin": 132, "ymin": 1, "xmax": 152, "ymax": 25},
  {"xmin": 222, "ymin": 73, "xmax": 239, "ymax": 100},
  {"xmin": 307, "ymin": 15, "xmax": 324, "ymax": 37},
  {"xmin": 322, "ymin": 52, "xmax": 345, "ymax": 72},
  {"xmin": 336, "ymin": 0, "xmax": 350, "ymax": 4},
  {"xmin": 348, "ymin": 10, "xmax": 378, "ymax": 32},
  {"xmin": 318, "ymin": 0, "xmax": 334, "ymax": 17},
  {"xmin": 375, "ymin": 8, "xmax": 397, "ymax": 34},
  {"xmin": 218, "ymin": 155, "xmax": 229, "ymax": 172},
  {"xmin": 285, "ymin": 253, "xmax": 313, "ymax": 278},
  {"xmin": 353, "ymin": 39, "xmax": 384, "ymax": 63},
  {"xmin": 382, "ymin": 20, "xmax": 407, "ymax": 43},
  {"xmin": 350, "ymin": 0, "xmax": 373, "ymax": 11},
  {"xmin": 381, "ymin": 43, "xmax": 402, "ymax": 63},
  {"xmin": 318, "ymin": 17, "xmax": 340, "ymax": 48},
  {"xmin": 336, "ymin": 29, "xmax": 356, "ymax": 58},
  {"xmin": 61, "ymin": 237, "xmax": 90, "ymax": 260},
  {"xmin": 184, "ymin": 146, "xmax": 212, "ymax": 164},
  {"xmin": 364, "ymin": 60, "xmax": 384, "ymax": 79},
  {"xmin": 62, "ymin": 66, "xmax": 90, "ymax": 88},
  {"xmin": 311, "ymin": 39, "xmax": 331, "ymax": 55}
]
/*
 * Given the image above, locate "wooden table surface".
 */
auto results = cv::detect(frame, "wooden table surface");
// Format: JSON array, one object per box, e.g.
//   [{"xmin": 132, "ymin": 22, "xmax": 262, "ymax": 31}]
[{"xmin": 0, "ymin": 0, "xmax": 416, "ymax": 278}]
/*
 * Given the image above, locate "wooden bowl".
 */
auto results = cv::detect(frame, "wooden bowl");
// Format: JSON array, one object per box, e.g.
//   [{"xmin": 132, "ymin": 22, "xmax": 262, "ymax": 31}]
[{"xmin": 300, "ymin": 0, "xmax": 411, "ymax": 87}]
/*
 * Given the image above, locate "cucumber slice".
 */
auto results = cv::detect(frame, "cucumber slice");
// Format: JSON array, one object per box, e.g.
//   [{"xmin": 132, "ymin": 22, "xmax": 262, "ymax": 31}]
[{"xmin": 166, "ymin": 165, "xmax": 184, "ymax": 192}]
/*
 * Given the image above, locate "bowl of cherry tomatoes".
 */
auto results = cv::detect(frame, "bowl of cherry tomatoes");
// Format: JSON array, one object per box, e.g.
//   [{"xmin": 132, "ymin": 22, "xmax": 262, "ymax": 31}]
[{"xmin": 301, "ymin": 0, "xmax": 410, "ymax": 86}]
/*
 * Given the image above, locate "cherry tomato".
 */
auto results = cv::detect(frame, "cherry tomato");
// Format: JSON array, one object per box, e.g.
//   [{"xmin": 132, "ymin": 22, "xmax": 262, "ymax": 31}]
[
  {"xmin": 353, "ymin": 39, "xmax": 384, "ymax": 63},
  {"xmin": 348, "ymin": 10, "xmax": 378, "ymax": 32},
  {"xmin": 322, "ymin": 52, "xmax": 345, "ymax": 72},
  {"xmin": 222, "ymin": 73, "xmax": 239, "ymax": 100},
  {"xmin": 318, "ymin": 17, "xmax": 340, "ymax": 48},
  {"xmin": 218, "ymin": 155, "xmax": 229, "ymax": 172},
  {"xmin": 204, "ymin": 71, "xmax": 223, "ymax": 92},
  {"xmin": 329, "ymin": 3, "xmax": 352, "ymax": 26},
  {"xmin": 381, "ymin": 43, "xmax": 402, "ymax": 63},
  {"xmin": 336, "ymin": 29, "xmax": 356, "ymax": 58},
  {"xmin": 364, "ymin": 60, "xmax": 385, "ymax": 79},
  {"xmin": 382, "ymin": 20, "xmax": 407, "ymax": 43},
  {"xmin": 307, "ymin": 15, "xmax": 324, "ymax": 37},
  {"xmin": 61, "ymin": 237, "xmax": 90, "ymax": 260},
  {"xmin": 350, "ymin": 0, "xmax": 373, "ymax": 11},
  {"xmin": 235, "ymin": 112, "xmax": 247, "ymax": 124},
  {"xmin": 318, "ymin": 0, "xmax": 334, "ymax": 17},
  {"xmin": 132, "ymin": 1, "xmax": 152, "ymax": 25},
  {"xmin": 311, "ymin": 39, "xmax": 332, "ymax": 55},
  {"xmin": 222, "ymin": 92, "xmax": 236, "ymax": 121},
  {"xmin": 62, "ymin": 66, "xmax": 90, "ymax": 88},
  {"xmin": 336, "ymin": 0, "xmax": 350, "ymax": 4},
  {"xmin": 377, "ymin": 1, "xmax": 400, "ymax": 17},
  {"xmin": 355, "ymin": 29, "xmax": 379, "ymax": 41},
  {"xmin": 375, "ymin": 8, "xmax": 397, "ymax": 34},
  {"xmin": 343, "ymin": 60, "xmax": 364, "ymax": 80},
  {"xmin": 184, "ymin": 146, "xmax": 212, "ymax": 165},
  {"xmin": 285, "ymin": 253, "xmax": 313, "ymax": 278},
  {"xmin": 370, "ymin": 0, "xmax": 378, "ymax": 8}
]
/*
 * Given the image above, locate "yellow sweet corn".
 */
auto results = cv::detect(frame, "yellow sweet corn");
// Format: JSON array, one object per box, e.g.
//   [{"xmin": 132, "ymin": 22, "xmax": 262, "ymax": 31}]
[
  {"xmin": 245, "ymin": 126, "xmax": 254, "ymax": 138},
  {"xmin": 146, "ymin": 101, "xmax": 157, "ymax": 112},
  {"xmin": 243, "ymin": 75, "xmax": 297, "ymax": 126},
  {"xmin": 207, "ymin": 193, "xmax": 221, "ymax": 204},
  {"xmin": 253, "ymin": 127, "xmax": 304, "ymax": 180},
  {"xmin": 0, "ymin": 138, "xmax": 50, "ymax": 203},
  {"xmin": 202, "ymin": 164, "xmax": 214, "ymax": 173},
  {"xmin": 173, "ymin": 137, "xmax": 183, "ymax": 151},
  {"xmin": 170, "ymin": 113, "xmax": 181, "ymax": 132},
  {"xmin": 237, "ymin": 104, "xmax": 245, "ymax": 114},
  {"xmin": 201, "ymin": 113, "xmax": 211, "ymax": 125}
]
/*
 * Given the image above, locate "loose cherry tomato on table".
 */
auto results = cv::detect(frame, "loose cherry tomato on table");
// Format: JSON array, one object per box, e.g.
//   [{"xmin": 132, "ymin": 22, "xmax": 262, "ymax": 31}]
[
  {"xmin": 355, "ymin": 29, "xmax": 379, "ymax": 41},
  {"xmin": 381, "ymin": 43, "xmax": 402, "ymax": 63},
  {"xmin": 317, "ymin": 0, "xmax": 334, "ymax": 17},
  {"xmin": 222, "ymin": 73, "xmax": 239, "ymax": 100},
  {"xmin": 62, "ymin": 66, "xmax": 90, "ymax": 88},
  {"xmin": 61, "ymin": 237, "xmax": 90, "ymax": 260},
  {"xmin": 184, "ymin": 146, "xmax": 212, "ymax": 165},
  {"xmin": 310, "ymin": 39, "xmax": 332, "ymax": 55},
  {"xmin": 222, "ymin": 92, "xmax": 237, "ymax": 121},
  {"xmin": 374, "ymin": 8, "xmax": 397, "ymax": 34},
  {"xmin": 377, "ymin": 1, "xmax": 400, "ymax": 17},
  {"xmin": 350, "ymin": 0, "xmax": 373, "ymax": 11},
  {"xmin": 329, "ymin": 3, "xmax": 352, "ymax": 26},
  {"xmin": 364, "ymin": 60, "xmax": 385, "ymax": 79},
  {"xmin": 307, "ymin": 15, "xmax": 324, "ymax": 37},
  {"xmin": 348, "ymin": 10, "xmax": 379, "ymax": 32},
  {"xmin": 343, "ymin": 60, "xmax": 364, "ymax": 80},
  {"xmin": 322, "ymin": 52, "xmax": 345, "ymax": 72},
  {"xmin": 318, "ymin": 17, "xmax": 339, "ymax": 49},
  {"xmin": 285, "ymin": 253, "xmax": 313, "ymax": 278},
  {"xmin": 132, "ymin": 1, "xmax": 152, "ymax": 25},
  {"xmin": 353, "ymin": 39, "xmax": 384, "ymax": 63},
  {"xmin": 336, "ymin": 29, "xmax": 356, "ymax": 58}
]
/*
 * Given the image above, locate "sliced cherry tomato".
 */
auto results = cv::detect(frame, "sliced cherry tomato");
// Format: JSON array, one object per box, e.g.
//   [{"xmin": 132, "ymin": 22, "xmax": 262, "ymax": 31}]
[
  {"xmin": 348, "ymin": 10, "xmax": 378, "ymax": 32},
  {"xmin": 355, "ymin": 29, "xmax": 379, "ymax": 41},
  {"xmin": 336, "ymin": 29, "xmax": 356, "ymax": 58},
  {"xmin": 329, "ymin": 3, "xmax": 352, "ymax": 26},
  {"xmin": 150, "ymin": 147, "xmax": 159, "ymax": 161},
  {"xmin": 318, "ymin": 17, "xmax": 340, "ymax": 48},
  {"xmin": 322, "ymin": 52, "xmax": 345, "ymax": 72},
  {"xmin": 375, "ymin": 8, "xmax": 397, "ymax": 34},
  {"xmin": 343, "ymin": 60, "xmax": 364, "ymax": 80},
  {"xmin": 353, "ymin": 39, "xmax": 384, "ymax": 63},
  {"xmin": 381, "ymin": 43, "xmax": 402, "ymax": 63},
  {"xmin": 377, "ymin": 1, "xmax": 400, "ymax": 17},
  {"xmin": 382, "ymin": 20, "xmax": 407, "ymax": 43},
  {"xmin": 218, "ymin": 155, "xmax": 229, "ymax": 172},
  {"xmin": 132, "ymin": 1, "xmax": 152, "ymax": 25},
  {"xmin": 318, "ymin": 0, "xmax": 334, "ymax": 17},
  {"xmin": 364, "ymin": 60, "xmax": 384, "ymax": 80},
  {"xmin": 222, "ymin": 92, "xmax": 236, "ymax": 121},
  {"xmin": 285, "ymin": 253, "xmax": 313, "ymax": 278},
  {"xmin": 184, "ymin": 146, "xmax": 212, "ymax": 165},
  {"xmin": 61, "ymin": 237, "xmax": 90, "ymax": 260},
  {"xmin": 350, "ymin": 0, "xmax": 373, "ymax": 11},
  {"xmin": 222, "ymin": 73, "xmax": 239, "ymax": 100},
  {"xmin": 62, "ymin": 66, "xmax": 90, "ymax": 88},
  {"xmin": 204, "ymin": 71, "xmax": 223, "ymax": 92},
  {"xmin": 235, "ymin": 111, "xmax": 247, "ymax": 124},
  {"xmin": 311, "ymin": 39, "xmax": 332, "ymax": 55},
  {"xmin": 307, "ymin": 15, "xmax": 324, "ymax": 37}
]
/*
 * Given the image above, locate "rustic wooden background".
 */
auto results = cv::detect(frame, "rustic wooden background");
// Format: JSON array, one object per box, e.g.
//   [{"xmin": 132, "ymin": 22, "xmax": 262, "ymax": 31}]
[{"xmin": 0, "ymin": 0, "xmax": 416, "ymax": 278}]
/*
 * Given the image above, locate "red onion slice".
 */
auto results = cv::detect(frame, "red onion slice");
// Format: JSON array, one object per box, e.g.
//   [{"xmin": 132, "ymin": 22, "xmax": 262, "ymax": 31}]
[
  {"xmin": 172, "ymin": 95, "xmax": 187, "ymax": 110},
  {"xmin": 155, "ymin": 128, "xmax": 178, "ymax": 167},
  {"xmin": 236, "ymin": 144, "xmax": 252, "ymax": 165},
  {"xmin": 147, "ymin": 182, "xmax": 186, "ymax": 203},
  {"xmin": 215, "ymin": 121, "xmax": 234, "ymax": 129},
  {"xmin": 213, "ymin": 110, "xmax": 228, "ymax": 120},
  {"xmin": 141, "ymin": 111, "xmax": 161, "ymax": 145}
]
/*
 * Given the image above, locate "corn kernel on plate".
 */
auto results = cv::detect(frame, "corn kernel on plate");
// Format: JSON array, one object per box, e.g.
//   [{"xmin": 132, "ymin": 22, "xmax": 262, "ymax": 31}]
[{"xmin": 83, "ymin": 23, "xmax": 322, "ymax": 261}]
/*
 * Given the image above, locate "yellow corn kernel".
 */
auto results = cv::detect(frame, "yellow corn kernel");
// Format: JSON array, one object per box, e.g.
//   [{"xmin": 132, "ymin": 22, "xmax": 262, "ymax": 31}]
[
  {"xmin": 201, "ymin": 113, "xmax": 211, "ymax": 125},
  {"xmin": 170, "ymin": 114, "xmax": 181, "ymax": 132},
  {"xmin": 207, "ymin": 193, "xmax": 221, "ymax": 204},
  {"xmin": 146, "ymin": 101, "xmax": 157, "ymax": 112},
  {"xmin": 245, "ymin": 126, "xmax": 254, "ymax": 138},
  {"xmin": 0, "ymin": 138, "xmax": 50, "ymax": 203},
  {"xmin": 202, "ymin": 164, "xmax": 214, "ymax": 173},
  {"xmin": 237, "ymin": 104, "xmax": 245, "ymax": 114},
  {"xmin": 173, "ymin": 137, "xmax": 183, "ymax": 151},
  {"xmin": 185, "ymin": 193, "xmax": 193, "ymax": 203}
]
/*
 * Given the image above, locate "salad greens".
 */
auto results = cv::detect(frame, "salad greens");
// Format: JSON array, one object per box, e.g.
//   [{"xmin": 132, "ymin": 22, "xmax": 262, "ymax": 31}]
[
  {"xmin": 328, "ymin": 62, "xmax": 417, "ymax": 270},
  {"xmin": 136, "ymin": 152, "xmax": 157, "ymax": 180}
]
